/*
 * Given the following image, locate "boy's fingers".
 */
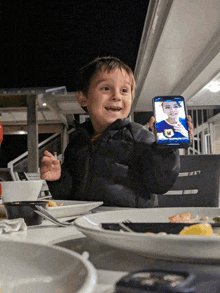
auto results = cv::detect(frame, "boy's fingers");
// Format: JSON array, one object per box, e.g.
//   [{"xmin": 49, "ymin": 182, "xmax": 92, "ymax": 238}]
[
  {"xmin": 43, "ymin": 150, "xmax": 56, "ymax": 158},
  {"xmin": 52, "ymin": 160, "xmax": 60, "ymax": 165},
  {"xmin": 43, "ymin": 150, "xmax": 51, "ymax": 156},
  {"xmin": 149, "ymin": 116, "xmax": 155, "ymax": 130},
  {"xmin": 187, "ymin": 115, "xmax": 194, "ymax": 137},
  {"xmin": 41, "ymin": 159, "xmax": 60, "ymax": 168},
  {"xmin": 41, "ymin": 156, "xmax": 52, "ymax": 164}
]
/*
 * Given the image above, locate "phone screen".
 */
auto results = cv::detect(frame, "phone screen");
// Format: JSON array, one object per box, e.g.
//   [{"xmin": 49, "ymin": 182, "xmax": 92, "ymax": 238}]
[{"xmin": 153, "ymin": 96, "xmax": 190, "ymax": 148}]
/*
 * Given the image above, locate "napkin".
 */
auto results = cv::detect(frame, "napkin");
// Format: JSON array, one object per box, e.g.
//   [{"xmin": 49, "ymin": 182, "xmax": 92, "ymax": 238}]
[{"xmin": 0, "ymin": 218, "xmax": 27, "ymax": 234}]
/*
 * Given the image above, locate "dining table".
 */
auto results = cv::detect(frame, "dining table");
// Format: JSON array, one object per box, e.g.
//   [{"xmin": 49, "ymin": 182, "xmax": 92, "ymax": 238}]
[{"xmin": 1, "ymin": 205, "xmax": 220, "ymax": 293}]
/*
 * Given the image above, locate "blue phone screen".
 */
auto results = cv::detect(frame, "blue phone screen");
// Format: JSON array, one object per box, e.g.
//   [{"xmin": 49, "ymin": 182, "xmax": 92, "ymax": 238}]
[{"xmin": 153, "ymin": 96, "xmax": 190, "ymax": 147}]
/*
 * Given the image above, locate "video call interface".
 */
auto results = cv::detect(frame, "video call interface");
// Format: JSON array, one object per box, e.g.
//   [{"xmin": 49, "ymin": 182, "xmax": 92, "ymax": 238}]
[{"xmin": 154, "ymin": 96, "xmax": 190, "ymax": 147}]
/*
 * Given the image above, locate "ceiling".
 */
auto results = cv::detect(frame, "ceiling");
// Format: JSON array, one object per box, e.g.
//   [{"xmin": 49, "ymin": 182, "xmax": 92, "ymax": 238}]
[
  {"xmin": 1, "ymin": 0, "xmax": 220, "ymax": 133},
  {"xmin": 133, "ymin": 0, "xmax": 220, "ymax": 111}
]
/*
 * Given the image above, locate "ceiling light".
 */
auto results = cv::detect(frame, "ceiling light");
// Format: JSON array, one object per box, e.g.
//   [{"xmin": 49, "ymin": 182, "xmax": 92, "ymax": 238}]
[
  {"xmin": 206, "ymin": 82, "xmax": 220, "ymax": 93},
  {"xmin": 42, "ymin": 102, "xmax": 47, "ymax": 106},
  {"xmin": 18, "ymin": 127, "xmax": 26, "ymax": 134}
]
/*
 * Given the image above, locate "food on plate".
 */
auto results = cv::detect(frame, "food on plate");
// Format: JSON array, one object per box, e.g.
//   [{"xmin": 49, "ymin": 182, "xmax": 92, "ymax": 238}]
[
  {"xmin": 213, "ymin": 216, "xmax": 220, "ymax": 222},
  {"xmin": 179, "ymin": 223, "xmax": 213, "ymax": 236},
  {"xmin": 169, "ymin": 212, "xmax": 198, "ymax": 223},
  {"xmin": 111, "ymin": 212, "xmax": 220, "ymax": 237},
  {"xmin": 46, "ymin": 200, "xmax": 63, "ymax": 207},
  {"xmin": 200, "ymin": 216, "xmax": 209, "ymax": 221}
]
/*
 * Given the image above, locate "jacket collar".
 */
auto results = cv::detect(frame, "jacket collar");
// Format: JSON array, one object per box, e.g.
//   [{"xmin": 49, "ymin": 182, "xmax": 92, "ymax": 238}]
[
  {"xmin": 75, "ymin": 118, "xmax": 131, "ymax": 136},
  {"xmin": 105, "ymin": 118, "xmax": 131, "ymax": 131}
]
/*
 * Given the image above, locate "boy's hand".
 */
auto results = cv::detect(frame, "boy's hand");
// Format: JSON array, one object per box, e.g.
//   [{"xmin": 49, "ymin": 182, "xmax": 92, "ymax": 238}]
[
  {"xmin": 149, "ymin": 116, "xmax": 155, "ymax": 132},
  {"xmin": 149, "ymin": 115, "xmax": 194, "ymax": 137},
  {"xmin": 187, "ymin": 115, "xmax": 194, "ymax": 137},
  {"xmin": 40, "ymin": 150, "xmax": 61, "ymax": 181}
]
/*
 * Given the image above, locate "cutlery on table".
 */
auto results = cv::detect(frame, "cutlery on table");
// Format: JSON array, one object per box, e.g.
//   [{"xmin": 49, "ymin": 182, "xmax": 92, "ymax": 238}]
[{"xmin": 34, "ymin": 205, "xmax": 76, "ymax": 227}]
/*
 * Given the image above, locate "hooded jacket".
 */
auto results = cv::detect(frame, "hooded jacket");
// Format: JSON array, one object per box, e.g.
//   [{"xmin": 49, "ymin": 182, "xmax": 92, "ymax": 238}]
[{"xmin": 47, "ymin": 118, "xmax": 180, "ymax": 207}]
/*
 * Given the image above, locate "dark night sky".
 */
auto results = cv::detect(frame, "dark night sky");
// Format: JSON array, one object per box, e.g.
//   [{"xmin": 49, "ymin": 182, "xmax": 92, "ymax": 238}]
[
  {"xmin": 0, "ymin": 0, "xmax": 149, "ymax": 166},
  {"xmin": 1, "ymin": 0, "xmax": 149, "ymax": 91}
]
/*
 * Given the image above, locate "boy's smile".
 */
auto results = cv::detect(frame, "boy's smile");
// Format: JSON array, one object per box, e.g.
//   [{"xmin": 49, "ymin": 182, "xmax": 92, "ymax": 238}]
[
  {"xmin": 77, "ymin": 68, "xmax": 133, "ymax": 133},
  {"xmin": 163, "ymin": 101, "xmax": 179, "ymax": 121}
]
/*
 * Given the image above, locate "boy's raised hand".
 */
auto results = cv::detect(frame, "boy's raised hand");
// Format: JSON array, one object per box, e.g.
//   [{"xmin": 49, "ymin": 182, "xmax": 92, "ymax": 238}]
[
  {"xmin": 187, "ymin": 115, "xmax": 194, "ymax": 137},
  {"xmin": 149, "ymin": 116, "xmax": 155, "ymax": 132},
  {"xmin": 40, "ymin": 150, "xmax": 61, "ymax": 181}
]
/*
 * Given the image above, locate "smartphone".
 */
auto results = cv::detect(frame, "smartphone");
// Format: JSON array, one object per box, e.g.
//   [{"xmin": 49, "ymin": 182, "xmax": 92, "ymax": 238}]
[
  {"xmin": 115, "ymin": 269, "xmax": 196, "ymax": 293},
  {"xmin": 152, "ymin": 96, "xmax": 190, "ymax": 148}
]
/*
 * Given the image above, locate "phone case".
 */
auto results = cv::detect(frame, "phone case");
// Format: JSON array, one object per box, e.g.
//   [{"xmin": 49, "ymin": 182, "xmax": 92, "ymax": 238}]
[{"xmin": 152, "ymin": 96, "xmax": 191, "ymax": 148}]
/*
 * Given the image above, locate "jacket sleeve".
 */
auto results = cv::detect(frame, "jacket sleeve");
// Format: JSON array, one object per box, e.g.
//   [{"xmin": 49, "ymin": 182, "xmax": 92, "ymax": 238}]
[
  {"xmin": 131, "ymin": 123, "xmax": 180, "ymax": 195},
  {"xmin": 46, "ymin": 144, "xmax": 75, "ymax": 200},
  {"xmin": 144, "ymin": 144, "xmax": 180, "ymax": 194},
  {"xmin": 46, "ymin": 166, "xmax": 73, "ymax": 200},
  {"xmin": 137, "ymin": 142, "xmax": 180, "ymax": 195}
]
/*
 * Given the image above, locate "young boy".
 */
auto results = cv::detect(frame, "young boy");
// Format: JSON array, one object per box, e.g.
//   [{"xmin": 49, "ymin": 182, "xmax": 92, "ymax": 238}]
[{"xmin": 40, "ymin": 56, "xmax": 192, "ymax": 207}]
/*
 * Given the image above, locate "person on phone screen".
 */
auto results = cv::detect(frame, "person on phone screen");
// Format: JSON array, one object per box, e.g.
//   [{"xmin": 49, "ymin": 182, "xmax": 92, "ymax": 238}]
[{"xmin": 156, "ymin": 100, "xmax": 188, "ymax": 139}]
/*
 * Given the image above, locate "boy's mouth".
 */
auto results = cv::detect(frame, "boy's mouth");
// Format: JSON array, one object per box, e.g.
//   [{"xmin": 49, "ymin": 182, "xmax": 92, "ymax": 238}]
[{"xmin": 105, "ymin": 107, "xmax": 122, "ymax": 112}]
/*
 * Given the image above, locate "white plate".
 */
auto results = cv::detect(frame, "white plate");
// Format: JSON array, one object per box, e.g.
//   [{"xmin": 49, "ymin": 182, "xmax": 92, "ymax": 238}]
[
  {"xmin": 0, "ymin": 239, "xmax": 97, "ymax": 293},
  {"xmin": 74, "ymin": 207, "xmax": 220, "ymax": 263},
  {"xmin": 47, "ymin": 200, "xmax": 103, "ymax": 218}
]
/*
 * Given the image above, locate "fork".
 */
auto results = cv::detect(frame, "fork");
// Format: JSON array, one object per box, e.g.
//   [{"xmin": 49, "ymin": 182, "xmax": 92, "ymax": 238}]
[
  {"xmin": 119, "ymin": 220, "xmax": 136, "ymax": 233},
  {"xmin": 35, "ymin": 205, "xmax": 75, "ymax": 227}
]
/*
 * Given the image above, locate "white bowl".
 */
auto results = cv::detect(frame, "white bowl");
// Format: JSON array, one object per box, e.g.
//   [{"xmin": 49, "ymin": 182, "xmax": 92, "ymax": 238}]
[
  {"xmin": 1, "ymin": 180, "xmax": 43, "ymax": 203},
  {"xmin": 0, "ymin": 240, "xmax": 97, "ymax": 293}
]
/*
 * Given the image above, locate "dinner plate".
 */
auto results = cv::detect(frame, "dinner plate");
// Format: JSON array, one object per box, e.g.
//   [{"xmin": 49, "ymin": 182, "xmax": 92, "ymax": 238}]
[
  {"xmin": 0, "ymin": 239, "xmax": 97, "ymax": 293},
  {"xmin": 74, "ymin": 207, "xmax": 220, "ymax": 263},
  {"xmin": 46, "ymin": 200, "xmax": 103, "ymax": 218}
]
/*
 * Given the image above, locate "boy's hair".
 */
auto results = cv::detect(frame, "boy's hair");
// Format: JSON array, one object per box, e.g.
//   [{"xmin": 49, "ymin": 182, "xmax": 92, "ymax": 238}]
[
  {"xmin": 78, "ymin": 56, "xmax": 136, "ymax": 112},
  {"xmin": 161, "ymin": 100, "xmax": 182, "ymax": 109}
]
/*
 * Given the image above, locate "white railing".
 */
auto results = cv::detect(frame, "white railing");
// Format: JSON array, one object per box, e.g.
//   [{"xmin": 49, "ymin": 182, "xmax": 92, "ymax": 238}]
[
  {"xmin": 7, "ymin": 132, "xmax": 60, "ymax": 172},
  {"xmin": 187, "ymin": 109, "xmax": 213, "ymax": 155},
  {"xmin": 7, "ymin": 127, "xmax": 76, "ymax": 172}
]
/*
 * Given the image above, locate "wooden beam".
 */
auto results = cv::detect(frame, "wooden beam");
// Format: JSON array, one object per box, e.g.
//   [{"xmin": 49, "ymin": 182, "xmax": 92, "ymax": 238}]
[{"xmin": 3, "ymin": 124, "xmax": 63, "ymax": 134}]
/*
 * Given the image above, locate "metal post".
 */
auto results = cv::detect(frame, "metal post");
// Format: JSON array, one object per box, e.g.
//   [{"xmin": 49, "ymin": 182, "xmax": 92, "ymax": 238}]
[{"xmin": 27, "ymin": 95, "xmax": 39, "ymax": 172}]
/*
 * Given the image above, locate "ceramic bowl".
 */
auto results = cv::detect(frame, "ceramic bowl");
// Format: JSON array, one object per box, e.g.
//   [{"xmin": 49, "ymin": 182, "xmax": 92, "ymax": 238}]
[
  {"xmin": 4, "ymin": 200, "xmax": 47, "ymax": 226},
  {"xmin": 1, "ymin": 180, "xmax": 43, "ymax": 203},
  {"xmin": 0, "ymin": 240, "xmax": 97, "ymax": 293}
]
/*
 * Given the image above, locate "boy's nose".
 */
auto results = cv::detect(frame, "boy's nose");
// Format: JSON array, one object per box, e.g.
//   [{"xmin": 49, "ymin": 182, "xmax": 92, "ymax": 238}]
[{"xmin": 111, "ymin": 89, "xmax": 121, "ymax": 100}]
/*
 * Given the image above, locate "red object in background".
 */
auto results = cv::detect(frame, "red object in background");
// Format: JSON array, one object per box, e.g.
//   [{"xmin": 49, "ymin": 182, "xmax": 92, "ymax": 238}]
[
  {"xmin": 0, "ymin": 122, "xmax": 3, "ymax": 146},
  {"xmin": 0, "ymin": 183, "xmax": 2, "ymax": 198}
]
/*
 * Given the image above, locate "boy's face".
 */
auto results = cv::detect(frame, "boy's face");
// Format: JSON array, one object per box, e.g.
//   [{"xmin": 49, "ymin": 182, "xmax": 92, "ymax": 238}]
[
  {"xmin": 78, "ymin": 68, "xmax": 133, "ymax": 133},
  {"xmin": 163, "ymin": 101, "xmax": 180, "ymax": 120}
]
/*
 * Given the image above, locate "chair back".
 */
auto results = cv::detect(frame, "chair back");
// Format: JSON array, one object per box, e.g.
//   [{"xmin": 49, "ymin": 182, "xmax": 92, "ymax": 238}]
[{"xmin": 157, "ymin": 154, "xmax": 220, "ymax": 207}]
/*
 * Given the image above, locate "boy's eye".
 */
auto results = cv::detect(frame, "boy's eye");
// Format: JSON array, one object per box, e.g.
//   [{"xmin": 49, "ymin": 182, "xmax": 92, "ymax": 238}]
[
  {"xmin": 102, "ymin": 86, "xmax": 110, "ymax": 91},
  {"xmin": 121, "ymin": 88, "xmax": 128, "ymax": 93}
]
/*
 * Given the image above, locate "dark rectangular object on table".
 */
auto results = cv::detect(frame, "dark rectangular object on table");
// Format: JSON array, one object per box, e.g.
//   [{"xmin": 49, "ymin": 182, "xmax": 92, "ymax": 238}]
[{"xmin": 100, "ymin": 222, "xmax": 220, "ymax": 234}]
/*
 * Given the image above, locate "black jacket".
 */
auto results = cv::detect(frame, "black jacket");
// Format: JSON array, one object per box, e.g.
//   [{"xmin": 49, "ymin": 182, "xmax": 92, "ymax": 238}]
[{"xmin": 47, "ymin": 118, "xmax": 180, "ymax": 207}]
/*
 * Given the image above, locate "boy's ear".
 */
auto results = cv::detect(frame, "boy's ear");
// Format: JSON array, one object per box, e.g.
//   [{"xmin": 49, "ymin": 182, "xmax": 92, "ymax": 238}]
[{"xmin": 76, "ymin": 91, "xmax": 88, "ymax": 107}]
